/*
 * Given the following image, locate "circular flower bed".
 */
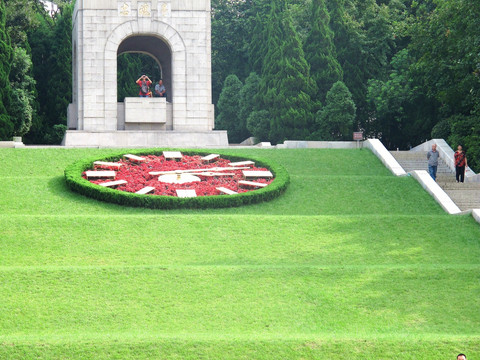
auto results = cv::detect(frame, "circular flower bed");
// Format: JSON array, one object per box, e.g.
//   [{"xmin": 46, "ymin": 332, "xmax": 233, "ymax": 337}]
[
  {"xmin": 65, "ymin": 150, "xmax": 289, "ymax": 209},
  {"xmin": 85, "ymin": 154, "xmax": 274, "ymax": 197}
]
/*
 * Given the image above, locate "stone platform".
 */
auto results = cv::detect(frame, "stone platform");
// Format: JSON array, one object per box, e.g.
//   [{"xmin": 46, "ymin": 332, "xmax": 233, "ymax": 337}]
[{"xmin": 62, "ymin": 130, "xmax": 228, "ymax": 148}]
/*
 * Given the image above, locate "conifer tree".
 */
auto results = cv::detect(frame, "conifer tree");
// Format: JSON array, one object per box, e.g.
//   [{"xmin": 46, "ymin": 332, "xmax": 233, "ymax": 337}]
[
  {"xmin": 239, "ymin": 72, "xmax": 261, "ymax": 124},
  {"xmin": 247, "ymin": 109, "xmax": 270, "ymax": 142},
  {"xmin": 327, "ymin": 0, "xmax": 348, "ymax": 61},
  {"xmin": 314, "ymin": 81, "xmax": 356, "ymax": 140},
  {"xmin": 304, "ymin": 0, "xmax": 343, "ymax": 102},
  {"xmin": 9, "ymin": 46, "xmax": 35, "ymax": 137},
  {"xmin": 22, "ymin": 2, "xmax": 76, "ymax": 144},
  {"xmin": 0, "ymin": 0, "xmax": 13, "ymax": 140},
  {"xmin": 46, "ymin": 4, "xmax": 73, "ymax": 118},
  {"xmin": 248, "ymin": 13, "xmax": 268, "ymax": 74},
  {"xmin": 259, "ymin": 0, "xmax": 317, "ymax": 144},
  {"xmin": 239, "ymin": 73, "xmax": 267, "ymax": 142},
  {"xmin": 215, "ymin": 74, "xmax": 245, "ymax": 143}
]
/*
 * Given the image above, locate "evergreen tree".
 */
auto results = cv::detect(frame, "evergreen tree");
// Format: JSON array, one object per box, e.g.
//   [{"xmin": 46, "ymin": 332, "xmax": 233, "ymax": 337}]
[
  {"xmin": 241, "ymin": 73, "xmax": 266, "ymax": 142},
  {"xmin": 24, "ymin": 3, "xmax": 75, "ymax": 144},
  {"xmin": 259, "ymin": 0, "xmax": 317, "ymax": 143},
  {"xmin": 247, "ymin": 110, "xmax": 270, "ymax": 142},
  {"xmin": 4, "ymin": 0, "xmax": 43, "ymax": 140},
  {"xmin": 239, "ymin": 72, "xmax": 261, "ymax": 125},
  {"xmin": 247, "ymin": 1, "xmax": 273, "ymax": 74},
  {"xmin": 25, "ymin": 14, "xmax": 52, "ymax": 144},
  {"xmin": 408, "ymin": 0, "xmax": 480, "ymax": 169},
  {"xmin": 0, "ymin": 0, "xmax": 13, "ymax": 140},
  {"xmin": 328, "ymin": 0, "xmax": 395, "ymax": 138},
  {"xmin": 39, "ymin": 3, "xmax": 74, "ymax": 143},
  {"xmin": 366, "ymin": 49, "xmax": 437, "ymax": 149},
  {"xmin": 248, "ymin": 13, "xmax": 268, "ymax": 74},
  {"xmin": 304, "ymin": 0, "xmax": 343, "ymax": 102},
  {"xmin": 287, "ymin": 0, "xmax": 312, "ymax": 42},
  {"xmin": 314, "ymin": 81, "xmax": 356, "ymax": 140},
  {"xmin": 211, "ymin": 0, "xmax": 253, "ymax": 104},
  {"xmin": 327, "ymin": 0, "xmax": 348, "ymax": 60},
  {"xmin": 5, "ymin": 0, "xmax": 41, "ymax": 47},
  {"xmin": 215, "ymin": 74, "xmax": 245, "ymax": 143},
  {"xmin": 9, "ymin": 46, "xmax": 35, "ymax": 136}
]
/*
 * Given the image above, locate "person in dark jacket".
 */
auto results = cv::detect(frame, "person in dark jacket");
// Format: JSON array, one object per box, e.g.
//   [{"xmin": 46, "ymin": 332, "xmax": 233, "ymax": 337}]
[{"xmin": 454, "ymin": 145, "xmax": 468, "ymax": 183}]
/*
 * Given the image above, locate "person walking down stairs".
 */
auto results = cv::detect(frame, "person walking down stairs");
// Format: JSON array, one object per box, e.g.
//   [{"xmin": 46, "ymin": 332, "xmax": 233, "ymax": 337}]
[
  {"xmin": 427, "ymin": 144, "xmax": 440, "ymax": 181},
  {"xmin": 454, "ymin": 145, "xmax": 468, "ymax": 183}
]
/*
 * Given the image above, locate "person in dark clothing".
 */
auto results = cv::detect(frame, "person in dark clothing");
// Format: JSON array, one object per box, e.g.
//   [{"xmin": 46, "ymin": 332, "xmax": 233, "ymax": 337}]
[{"xmin": 454, "ymin": 145, "xmax": 468, "ymax": 183}]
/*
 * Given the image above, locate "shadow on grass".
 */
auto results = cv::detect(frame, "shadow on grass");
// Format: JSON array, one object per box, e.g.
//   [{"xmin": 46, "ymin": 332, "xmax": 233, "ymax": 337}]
[
  {"xmin": 47, "ymin": 176, "xmax": 145, "ymax": 214},
  {"xmin": 46, "ymin": 174, "xmax": 446, "ymax": 217}
]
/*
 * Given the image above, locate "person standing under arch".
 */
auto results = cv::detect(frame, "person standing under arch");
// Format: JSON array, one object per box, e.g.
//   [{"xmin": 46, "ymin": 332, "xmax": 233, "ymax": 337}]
[{"xmin": 136, "ymin": 75, "xmax": 152, "ymax": 97}]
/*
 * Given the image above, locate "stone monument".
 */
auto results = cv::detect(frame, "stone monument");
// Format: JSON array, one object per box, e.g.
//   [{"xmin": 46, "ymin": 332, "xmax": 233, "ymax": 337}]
[{"xmin": 64, "ymin": 0, "xmax": 228, "ymax": 147}]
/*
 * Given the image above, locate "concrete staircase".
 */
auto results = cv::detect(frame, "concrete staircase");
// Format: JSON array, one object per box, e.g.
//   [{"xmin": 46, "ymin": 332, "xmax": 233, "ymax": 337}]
[{"xmin": 391, "ymin": 151, "xmax": 480, "ymax": 211}]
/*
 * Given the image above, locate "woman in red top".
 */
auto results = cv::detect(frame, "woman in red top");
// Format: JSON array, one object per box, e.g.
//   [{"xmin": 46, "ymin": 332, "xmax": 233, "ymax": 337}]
[
  {"xmin": 136, "ymin": 75, "xmax": 152, "ymax": 97},
  {"xmin": 454, "ymin": 145, "xmax": 468, "ymax": 183}
]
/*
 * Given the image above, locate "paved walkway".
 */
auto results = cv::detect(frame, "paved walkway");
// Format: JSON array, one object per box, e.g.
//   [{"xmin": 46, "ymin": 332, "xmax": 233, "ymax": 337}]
[{"xmin": 391, "ymin": 151, "xmax": 480, "ymax": 211}]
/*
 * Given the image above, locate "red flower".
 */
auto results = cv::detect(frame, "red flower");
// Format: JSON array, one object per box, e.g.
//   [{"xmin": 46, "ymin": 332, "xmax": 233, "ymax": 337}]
[{"xmin": 85, "ymin": 155, "xmax": 274, "ymax": 197}]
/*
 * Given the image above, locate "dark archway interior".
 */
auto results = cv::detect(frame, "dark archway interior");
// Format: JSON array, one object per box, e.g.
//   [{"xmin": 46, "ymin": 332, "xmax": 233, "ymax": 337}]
[
  {"xmin": 118, "ymin": 36, "xmax": 172, "ymax": 102},
  {"xmin": 117, "ymin": 53, "xmax": 161, "ymax": 101}
]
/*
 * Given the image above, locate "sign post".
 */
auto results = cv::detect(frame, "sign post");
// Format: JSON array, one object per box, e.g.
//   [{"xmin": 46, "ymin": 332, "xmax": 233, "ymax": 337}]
[{"xmin": 353, "ymin": 131, "xmax": 363, "ymax": 149}]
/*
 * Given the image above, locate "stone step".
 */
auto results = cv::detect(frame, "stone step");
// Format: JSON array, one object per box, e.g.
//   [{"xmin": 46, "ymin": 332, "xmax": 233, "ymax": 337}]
[
  {"xmin": 390, "ymin": 151, "xmax": 454, "ymax": 175},
  {"xmin": 391, "ymin": 155, "xmax": 428, "ymax": 161},
  {"xmin": 396, "ymin": 160, "xmax": 451, "ymax": 165},
  {"xmin": 395, "ymin": 159, "xmax": 450, "ymax": 165},
  {"xmin": 447, "ymin": 193, "xmax": 480, "ymax": 198},
  {"xmin": 458, "ymin": 205, "xmax": 480, "ymax": 211},
  {"xmin": 396, "ymin": 159, "xmax": 447, "ymax": 163},
  {"xmin": 439, "ymin": 183, "xmax": 480, "ymax": 190},
  {"xmin": 396, "ymin": 159, "xmax": 449, "ymax": 164},
  {"xmin": 454, "ymin": 201, "xmax": 480, "ymax": 205},
  {"xmin": 390, "ymin": 151, "xmax": 429, "ymax": 159},
  {"xmin": 404, "ymin": 167, "xmax": 452, "ymax": 174},
  {"xmin": 444, "ymin": 191, "xmax": 480, "ymax": 210},
  {"xmin": 454, "ymin": 205, "xmax": 480, "ymax": 212},
  {"xmin": 446, "ymin": 194, "xmax": 480, "ymax": 203},
  {"xmin": 404, "ymin": 168, "xmax": 452, "ymax": 173}
]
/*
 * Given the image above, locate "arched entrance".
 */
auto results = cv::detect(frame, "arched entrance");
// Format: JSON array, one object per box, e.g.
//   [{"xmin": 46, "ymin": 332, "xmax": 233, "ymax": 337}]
[
  {"xmin": 117, "ymin": 35, "xmax": 172, "ymax": 102},
  {"xmin": 102, "ymin": 21, "xmax": 188, "ymax": 132}
]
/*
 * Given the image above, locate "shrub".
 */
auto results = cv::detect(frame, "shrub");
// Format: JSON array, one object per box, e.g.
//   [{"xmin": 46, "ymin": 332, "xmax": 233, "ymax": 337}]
[{"xmin": 64, "ymin": 149, "xmax": 290, "ymax": 209}]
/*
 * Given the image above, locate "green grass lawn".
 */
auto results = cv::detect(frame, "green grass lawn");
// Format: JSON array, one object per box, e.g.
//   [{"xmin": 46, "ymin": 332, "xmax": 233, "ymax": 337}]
[{"xmin": 0, "ymin": 148, "xmax": 479, "ymax": 359}]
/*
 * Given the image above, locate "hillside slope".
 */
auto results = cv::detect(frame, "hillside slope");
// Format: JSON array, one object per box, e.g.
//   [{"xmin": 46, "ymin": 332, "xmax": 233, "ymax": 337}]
[{"xmin": 0, "ymin": 148, "xmax": 478, "ymax": 359}]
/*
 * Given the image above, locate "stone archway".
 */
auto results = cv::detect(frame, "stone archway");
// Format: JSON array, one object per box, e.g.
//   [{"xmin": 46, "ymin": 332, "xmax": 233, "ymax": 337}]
[
  {"xmin": 103, "ymin": 20, "xmax": 187, "ymax": 131},
  {"xmin": 64, "ymin": 1, "xmax": 226, "ymax": 147}
]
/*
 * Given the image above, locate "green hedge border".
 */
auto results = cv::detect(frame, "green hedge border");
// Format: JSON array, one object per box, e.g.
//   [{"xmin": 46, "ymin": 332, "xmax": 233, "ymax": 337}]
[{"xmin": 64, "ymin": 149, "xmax": 290, "ymax": 209}]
